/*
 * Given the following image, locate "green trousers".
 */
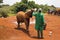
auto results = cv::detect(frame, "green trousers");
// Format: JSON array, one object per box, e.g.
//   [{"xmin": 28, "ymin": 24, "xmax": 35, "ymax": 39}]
[{"xmin": 37, "ymin": 30, "xmax": 44, "ymax": 39}]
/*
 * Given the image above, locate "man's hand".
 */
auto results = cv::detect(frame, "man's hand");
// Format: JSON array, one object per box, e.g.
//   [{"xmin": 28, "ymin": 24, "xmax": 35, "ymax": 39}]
[{"xmin": 43, "ymin": 23, "xmax": 47, "ymax": 30}]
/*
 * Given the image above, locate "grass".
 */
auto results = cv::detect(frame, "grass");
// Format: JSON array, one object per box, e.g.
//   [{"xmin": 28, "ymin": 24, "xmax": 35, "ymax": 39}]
[{"xmin": 8, "ymin": 13, "xmax": 16, "ymax": 16}]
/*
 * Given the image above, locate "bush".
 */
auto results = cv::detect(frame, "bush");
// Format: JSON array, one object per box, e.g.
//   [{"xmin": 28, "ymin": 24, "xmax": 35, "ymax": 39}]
[
  {"xmin": 11, "ymin": 2, "xmax": 28, "ymax": 13},
  {"xmin": 0, "ymin": 9, "xmax": 8, "ymax": 18}
]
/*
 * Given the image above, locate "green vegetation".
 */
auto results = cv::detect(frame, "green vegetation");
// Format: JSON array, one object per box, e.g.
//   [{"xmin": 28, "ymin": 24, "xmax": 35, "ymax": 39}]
[
  {"xmin": 8, "ymin": 13, "xmax": 16, "ymax": 16},
  {"xmin": 0, "ymin": 0, "xmax": 56, "ymax": 18},
  {"xmin": 0, "ymin": 5, "xmax": 16, "ymax": 17},
  {"xmin": 0, "ymin": 0, "xmax": 3, "ymax": 3},
  {"xmin": 11, "ymin": 0, "xmax": 56, "ymax": 13}
]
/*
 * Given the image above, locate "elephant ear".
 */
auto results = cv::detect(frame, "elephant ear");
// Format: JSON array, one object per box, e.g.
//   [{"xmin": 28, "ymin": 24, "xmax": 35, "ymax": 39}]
[{"xmin": 25, "ymin": 9, "xmax": 33, "ymax": 18}]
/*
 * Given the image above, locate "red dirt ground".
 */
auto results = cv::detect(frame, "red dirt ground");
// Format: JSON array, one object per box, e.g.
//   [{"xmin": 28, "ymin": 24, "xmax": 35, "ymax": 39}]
[{"xmin": 0, "ymin": 14, "xmax": 60, "ymax": 40}]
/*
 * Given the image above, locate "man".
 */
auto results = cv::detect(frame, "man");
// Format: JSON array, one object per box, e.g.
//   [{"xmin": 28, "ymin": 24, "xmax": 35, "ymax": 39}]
[{"xmin": 32, "ymin": 8, "xmax": 45, "ymax": 39}]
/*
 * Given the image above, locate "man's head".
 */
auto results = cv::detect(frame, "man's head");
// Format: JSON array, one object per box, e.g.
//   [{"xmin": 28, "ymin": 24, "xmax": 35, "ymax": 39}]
[{"xmin": 38, "ymin": 8, "xmax": 42, "ymax": 13}]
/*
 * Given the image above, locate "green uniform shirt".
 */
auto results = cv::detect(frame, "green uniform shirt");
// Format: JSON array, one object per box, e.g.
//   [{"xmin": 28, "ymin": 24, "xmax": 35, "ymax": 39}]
[{"xmin": 32, "ymin": 12, "xmax": 45, "ymax": 31}]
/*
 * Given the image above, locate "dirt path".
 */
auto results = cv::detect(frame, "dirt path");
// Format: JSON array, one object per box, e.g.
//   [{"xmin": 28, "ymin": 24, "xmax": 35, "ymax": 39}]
[{"xmin": 0, "ymin": 14, "xmax": 60, "ymax": 40}]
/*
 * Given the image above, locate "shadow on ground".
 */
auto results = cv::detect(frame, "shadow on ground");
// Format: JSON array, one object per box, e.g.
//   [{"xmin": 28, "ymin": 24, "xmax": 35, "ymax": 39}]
[{"xmin": 15, "ymin": 28, "xmax": 31, "ymax": 37}]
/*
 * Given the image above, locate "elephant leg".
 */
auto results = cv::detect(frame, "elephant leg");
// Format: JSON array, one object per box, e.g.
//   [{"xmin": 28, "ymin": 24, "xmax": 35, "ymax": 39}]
[
  {"xmin": 59, "ymin": 13, "xmax": 60, "ymax": 16},
  {"xmin": 55, "ymin": 11, "xmax": 57, "ymax": 15},
  {"xmin": 54, "ymin": 12, "xmax": 56, "ymax": 15},
  {"xmin": 57, "ymin": 13, "xmax": 59, "ymax": 16},
  {"xmin": 17, "ymin": 21, "xmax": 20, "ymax": 28},
  {"xmin": 25, "ymin": 18, "xmax": 30, "ymax": 31},
  {"xmin": 58, "ymin": 13, "xmax": 60, "ymax": 16},
  {"xmin": 50, "ymin": 12, "xmax": 52, "ymax": 15}
]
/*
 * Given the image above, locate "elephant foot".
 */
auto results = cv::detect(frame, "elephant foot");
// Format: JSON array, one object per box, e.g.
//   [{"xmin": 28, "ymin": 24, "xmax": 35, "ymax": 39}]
[
  {"xmin": 17, "ymin": 26, "xmax": 20, "ymax": 29},
  {"xmin": 26, "ymin": 30, "xmax": 29, "ymax": 32}
]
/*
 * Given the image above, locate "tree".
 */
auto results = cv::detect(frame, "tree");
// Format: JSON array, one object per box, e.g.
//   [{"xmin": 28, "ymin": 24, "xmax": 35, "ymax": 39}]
[
  {"xmin": 0, "ymin": 0, "xmax": 3, "ymax": 3},
  {"xmin": 51, "ymin": 5, "xmax": 56, "ymax": 9},
  {"xmin": 11, "ymin": 0, "xmax": 42, "ymax": 13},
  {"xmin": 0, "ymin": 8, "xmax": 8, "ymax": 18},
  {"xmin": 28, "ymin": 1, "xmax": 35, "ymax": 8},
  {"xmin": 0, "ymin": 0, "xmax": 3, "ymax": 8},
  {"xmin": 21, "ymin": 0, "xmax": 28, "ymax": 4},
  {"xmin": 11, "ymin": 2, "xmax": 28, "ymax": 13},
  {"xmin": 42, "ymin": 4, "xmax": 49, "ymax": 13}
]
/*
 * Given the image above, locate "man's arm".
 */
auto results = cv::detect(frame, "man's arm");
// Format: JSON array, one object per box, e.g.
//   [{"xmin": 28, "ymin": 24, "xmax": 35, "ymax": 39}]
[
  {"xmin": 31, "ymin": 12, "xmax": 36, "ymax": 21},
  {"xmin": 42, "ymin": 15, "xmax": 45, "ymax": 25}
]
